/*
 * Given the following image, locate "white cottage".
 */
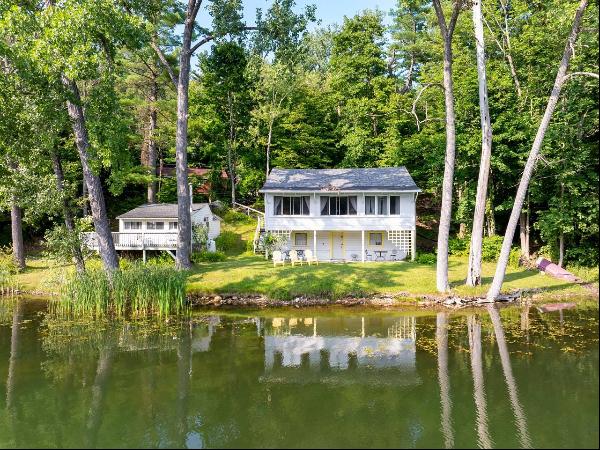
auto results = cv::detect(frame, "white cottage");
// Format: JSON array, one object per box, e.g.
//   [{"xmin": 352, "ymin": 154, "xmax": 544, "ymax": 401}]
[
  {"xmin": 259, "ymin": 168, "xmax": 420, "ymax": 262},
  {"xmin": 82, "ymin": 203, "xmax": 221, "ymax": 260}
]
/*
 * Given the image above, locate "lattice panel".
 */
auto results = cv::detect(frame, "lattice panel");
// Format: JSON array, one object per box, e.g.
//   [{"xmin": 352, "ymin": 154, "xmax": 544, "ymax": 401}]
[{"xmin": 387, "ymin": 229, "xmax": 413, "ymax": 257}]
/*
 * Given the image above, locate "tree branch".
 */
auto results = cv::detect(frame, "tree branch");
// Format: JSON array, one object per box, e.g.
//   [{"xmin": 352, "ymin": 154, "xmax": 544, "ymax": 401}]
[
  {"xmin": 564, "ymin": 71, "xmax": 599, "ymax": 81},
  {"xmin": 150, "ymin": 41, "xmax": 177, "ymax": 89}
]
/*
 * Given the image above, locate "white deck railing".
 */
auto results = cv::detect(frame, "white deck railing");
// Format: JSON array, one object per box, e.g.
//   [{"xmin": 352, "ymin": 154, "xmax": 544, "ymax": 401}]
[{"xmin": 81, "ymin": 232, "xmax": 178, "ymax": 250}]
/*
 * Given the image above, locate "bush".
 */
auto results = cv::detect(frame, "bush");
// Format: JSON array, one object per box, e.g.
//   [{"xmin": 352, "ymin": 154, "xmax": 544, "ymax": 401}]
[
  {"xmin": 416, "ymin": 252, "xmax": 436, "ymax": 264},
  {"xmin": 222, "ymin": 209, "xmax": 254, "ymax": 224},
  {"xmin": 565, "ymin": 246, "xmax": 599, "ymax": 268},
  {"xmin": 215, "ymin": 231, "xmax": 239, "ymax": 252},
  {"xmin": 481, "ymin": 235, "xmax": 504, "ymax": 262},
  {"xmin": 0, "ymin": 247, "xmax": 18, "ymax": 290},
  {"xmin": 448, "ymin": 236, "xmax": 469, "ymax": 256},
  {"xmin": 192, "ymin": 251, "xmax": 226, "ymax": 263},
  {"xmin": 508, "ymin": 247, "xmax": 522, "ymax": 268}
]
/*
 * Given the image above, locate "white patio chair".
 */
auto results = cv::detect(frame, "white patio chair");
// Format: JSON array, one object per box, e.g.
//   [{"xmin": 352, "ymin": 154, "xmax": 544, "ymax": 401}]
[
  {"xmin": 289, "ymin": 249, "xmax": 303, "ymax": 267},
  {"xmin": 365, "ymin": 249, "xmax": 374, "ymax": 261},
  {"xmin": 272, "ymin": 250, "xmax": 285, "ymax": 267},
  {"xmin": 304, "ymin": 249, "xmax": 318, "ymax": 265}
]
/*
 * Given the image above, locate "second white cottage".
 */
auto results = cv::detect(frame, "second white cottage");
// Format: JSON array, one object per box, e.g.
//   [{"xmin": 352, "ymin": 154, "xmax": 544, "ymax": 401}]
[{"xmin": 259, "ymin": 167, "xmax": 420, "ymax": 262}]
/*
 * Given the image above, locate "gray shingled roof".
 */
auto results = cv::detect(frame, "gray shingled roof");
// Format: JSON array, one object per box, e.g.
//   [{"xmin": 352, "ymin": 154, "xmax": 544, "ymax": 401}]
[
  {"xmin": 260, "ymin": 167, "xmax": 420, "ymax": 192},
  {"xmin": 116, "ymin": 203, "xmax": 208, "ymax": 219}
]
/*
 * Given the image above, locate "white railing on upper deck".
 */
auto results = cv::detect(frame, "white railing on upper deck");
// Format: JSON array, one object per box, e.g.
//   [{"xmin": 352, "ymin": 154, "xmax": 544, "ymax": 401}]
[{"xmin": 81, "ymin": 232, "xmax": 178, "ymax": 250}]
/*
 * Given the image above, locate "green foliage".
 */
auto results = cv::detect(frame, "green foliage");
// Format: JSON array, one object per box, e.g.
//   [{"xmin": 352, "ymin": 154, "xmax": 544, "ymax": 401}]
[
  {"xmin": 215, "ymin": 231, "xmax": 239, "ymax": 252},
  {"xmin": 222, "ymin": 208, "xmax": 254, "ymax": 224},
  {"xmin": 192, "ymin": 251, "xmax": 227, "ymax": 263},
  {"xmin": 415, "ymin": 252, "xmax": 436, "ymax": 265},
  {"xmin": 481, "ymin": 236, "xmax": 504, "ymax": 262},
  {"xmin": 192, "ymin": 224, "xmax": 209, "ymax": 249},
  {"xmin": 448, "ymin": 237, "xmax": 469, "ymax": 256},
  {"xmin": 59, "ymin": 265, "xmax": 188, "ymax": 317},
  {"xmin": 0, "ymin": 247, "xmax": 18, "ymax": 290},
  {"xmin": 43, "ymin": 221, "xmax": 92, "ymax": 264}
]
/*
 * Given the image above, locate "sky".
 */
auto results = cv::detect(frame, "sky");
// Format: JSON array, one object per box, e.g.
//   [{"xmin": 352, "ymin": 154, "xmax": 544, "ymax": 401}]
[{"xmin": 196, "ymin": 0, "xmax": 398, "ymax": 32}]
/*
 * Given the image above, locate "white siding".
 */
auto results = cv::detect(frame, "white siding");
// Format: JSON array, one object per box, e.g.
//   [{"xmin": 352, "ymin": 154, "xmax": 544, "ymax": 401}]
[{"xmin": 264, "ymin": 192, "xmax": 416, "ymax": 232}]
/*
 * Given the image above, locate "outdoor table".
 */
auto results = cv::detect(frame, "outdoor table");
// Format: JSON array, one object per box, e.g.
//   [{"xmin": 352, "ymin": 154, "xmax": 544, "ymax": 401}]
[{"xmin": 374, "ymin": 250, "xmax": 388, "ymax": 261}]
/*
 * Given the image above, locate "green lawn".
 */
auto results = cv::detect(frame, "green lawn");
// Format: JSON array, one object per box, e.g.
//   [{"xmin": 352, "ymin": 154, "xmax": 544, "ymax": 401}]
[{"xmin": 186, "ymin": 253, "xmax": 592, "ymax": 300}]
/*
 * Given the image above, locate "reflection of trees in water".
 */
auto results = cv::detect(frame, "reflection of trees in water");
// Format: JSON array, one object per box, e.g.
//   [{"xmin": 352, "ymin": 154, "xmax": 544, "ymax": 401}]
[
  {"xmin": 436, "ymin": 312, "xmax": 454, "ymax": 449},
  {"xmin": 6, "ymin": 300, "xmax": 23, "ymax": 448},
  {"xmin": 468, "ymin": 315, "xmax": 492, "ymax": 449},
  {"xmin": 487, "ymin": 305, "xmax": 533, "ymax": 449}
]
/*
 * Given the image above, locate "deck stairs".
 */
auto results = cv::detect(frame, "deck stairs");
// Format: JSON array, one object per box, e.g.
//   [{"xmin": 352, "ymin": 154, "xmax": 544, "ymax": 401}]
[{"xmin": 232, "ymin": 202, "xmax": 266, "ymax": 254}]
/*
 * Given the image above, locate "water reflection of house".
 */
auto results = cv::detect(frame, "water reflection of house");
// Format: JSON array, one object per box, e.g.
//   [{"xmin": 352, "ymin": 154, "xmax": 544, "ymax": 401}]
[{"xmin": 262, "ymin": 316, "xmax": 419, "ymax": 385}]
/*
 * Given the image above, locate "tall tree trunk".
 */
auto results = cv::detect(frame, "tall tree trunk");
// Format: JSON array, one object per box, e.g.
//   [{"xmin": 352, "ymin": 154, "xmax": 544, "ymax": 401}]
[
  {"xmin": 558, "ymin": 182, "xmax": 565, "ymax": 267},
  {"xmin": 10, "ymin": 195, "xmax": 25, "ymax": 271},
  {"xmin": 457, "ymin": 183, "xmax": 466, "ymax": 239},
  {"xmin": 436, "ymin": 312, "xmax": 454, "ymax": 448},
  {"xmin": 82, "ymin": 176, "xmax": 89, "ymax": 216},
  {"xmin": 62, "ymin": 75, "xmax": 119, "ymax": 273},
  {"xmin": 487, "ymin": 0, "xmax": 588, "ymax": 301},
  {"xmin": 146, "ymin": 71, "xmax": 159, "ymax": 204},
  {"xmin": 266, "ymin": 118, "xmax": 273, "ymax": 178},
  {"xmin": 519, "ymin": 212, "xmax": 530, "ymax": 260},
  {"xmin": 8, "ymin": 161, "xmax": 25, "ymax": 270},
  {"xmin": 433, "ymin": 0, "xmax": 463, "ymax": 293},
  {"xmin": 227, "ymin": 91, "xmax": 237, "ymax": 204},
  {"xmin": 172, "ymin": 2, "xmax": 199, "ymax": 270},
  {"xmin": 51, "ymin": 152, "xmax": 86, "ymax": 274},
  {"xmin": 467, "ymin": 0, "xmax": 493, "ymax": 286}
]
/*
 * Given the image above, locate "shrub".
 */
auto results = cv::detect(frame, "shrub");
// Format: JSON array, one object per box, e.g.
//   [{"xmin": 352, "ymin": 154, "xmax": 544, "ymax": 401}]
[
  {"xmin": 215, "ymin": 231, "xmax": 239, "ymax": 252},
  {"xmin": 448, "ymin": 236, "xmax": 469, "ymax": 256},
  {"xmin": 565, "ymin": 246, "xmax": 599, "ymax": 268},
  {"xmin": 192, "ymin": 251, "xmax": 226, "ymax": 263},
  {"xmin": 508, "ymin": 247, "xmax": 522, "ymax": 268},
  {"xmin": 416, "ymin": 252, "xmax": 436, "ymax": 264},
  {"xmin": 222, "ymin": 209, "xmax": 254, "ymax": 224},
  {"xmin": 481, "ymin": 235, "xmax": 504, "ymax": 262},
  {"xmin": 0, "ymin": 247, "xmax": 18, "ymax": 291}
]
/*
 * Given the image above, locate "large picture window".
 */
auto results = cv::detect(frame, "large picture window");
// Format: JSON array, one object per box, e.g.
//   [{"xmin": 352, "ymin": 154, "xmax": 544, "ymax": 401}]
[
  {"xmin": 377, "ymin": 196, "xmax": 388, "ymax": 215},
  {"xmin": 274, "ymin": 196, "xmax": 310, "ymax": 215},
  {"xmin": 146, "ymin": 221, "xmax": 165, "ymax": 230},
  {"xmin": 320, "ymin": 196, "xmax": 358, "ymax": 215},
  {"xmin": 124, "ymin": 221, "xmax": 142, "ymax": 230},
  {"xmin": 369, "ymin": 232, "xmax": 383, "ymax": 246}
]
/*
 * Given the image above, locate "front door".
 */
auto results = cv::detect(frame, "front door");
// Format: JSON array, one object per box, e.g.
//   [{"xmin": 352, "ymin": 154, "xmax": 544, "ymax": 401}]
[{"xmin": 331, "ymin": 232, "xmax": 345, "ymax": 260}]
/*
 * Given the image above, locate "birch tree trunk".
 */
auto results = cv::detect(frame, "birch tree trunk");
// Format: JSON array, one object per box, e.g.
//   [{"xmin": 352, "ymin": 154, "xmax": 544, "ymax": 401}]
[
  {"xmin": 51, "ymin": 151, "xmax": 86, "ymax": 274},
  {"xmin": 467, "ymin": 0, "xmax": 493, "ymax": 286},
  {"xmin": 433, "ymin": 0, "xmax": 463, "ymax": 293},
  {"xmin": 519, "ymin": 212, "xmax": 529, "ymax": 259},
  {"xmin": 62, "ymin": 75, "xmax": 119, "ymax": 272},
  {"xmin": 486, "ymin": 0, "xmax": 589, "ymax": 301},
  {"xmin": 173, "ymin": 0, "xmax": 199, "ymax": 270},
  {"xmin": 146, "ymin": 73, "xmax": 159, "ymax": 204},
  {"xmin": 227, "ymin": 92, "xmax": 237, "ymax": 204},
  {"xmin": 266, "ymin": 118, "xmax": 273, "ymax": 178}
]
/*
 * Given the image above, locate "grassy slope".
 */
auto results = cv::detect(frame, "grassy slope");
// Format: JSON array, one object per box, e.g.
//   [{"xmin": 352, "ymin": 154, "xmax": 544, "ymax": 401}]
[
  {"xmin": 186, "ymin": 254, "xmax": 590, "ymax": 300},
  {"xmin": 12, "ymin": 216, "xmax": 598, "ymax": 300}
]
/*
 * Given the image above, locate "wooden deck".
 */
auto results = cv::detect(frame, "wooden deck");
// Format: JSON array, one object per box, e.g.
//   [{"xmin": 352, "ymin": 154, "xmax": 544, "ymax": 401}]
[{"xmin": 81, "ymin": 232, "xmax": 179, "ymax": 251}]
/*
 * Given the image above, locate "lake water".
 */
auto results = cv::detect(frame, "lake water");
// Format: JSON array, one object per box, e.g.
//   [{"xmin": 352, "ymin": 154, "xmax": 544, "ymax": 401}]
[{"xmin": 0, "ymin": 298, "xmax": 597, "ymax": 448}]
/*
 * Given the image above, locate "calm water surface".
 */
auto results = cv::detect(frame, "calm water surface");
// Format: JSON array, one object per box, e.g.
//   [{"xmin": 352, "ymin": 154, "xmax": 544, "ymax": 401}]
[{"xmin": 0, "ymin": 298, "xmax": 597, "ymax": 448}]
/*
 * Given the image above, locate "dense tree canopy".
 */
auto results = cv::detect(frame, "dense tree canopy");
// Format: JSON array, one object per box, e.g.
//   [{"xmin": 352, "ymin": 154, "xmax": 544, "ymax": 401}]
[{"xmin": 0, "ymin": 0, "xmax": 598, "ymax": 268}]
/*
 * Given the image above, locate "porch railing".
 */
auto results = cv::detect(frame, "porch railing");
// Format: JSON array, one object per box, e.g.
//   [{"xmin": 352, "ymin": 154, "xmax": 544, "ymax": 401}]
[{"xmin": 81, "ymin": 232, "xmax": 178, "ymax": 250}]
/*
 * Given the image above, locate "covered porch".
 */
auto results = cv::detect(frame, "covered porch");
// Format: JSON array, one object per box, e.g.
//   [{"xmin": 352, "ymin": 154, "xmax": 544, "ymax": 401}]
[
  {"xmin": 81, "ymin": 231, "xmax": 179, "ymax": 262},
  {"xmin": 269, "ymin": 229, "xmax": 416, "ymax": 263}
]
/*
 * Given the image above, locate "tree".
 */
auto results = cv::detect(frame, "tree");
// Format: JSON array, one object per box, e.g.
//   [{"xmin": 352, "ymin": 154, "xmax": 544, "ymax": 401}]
[
  {"xmin": 466, "ymin": 0, "xmax": 493, "ymax": 286},
  {"xmin": 432, "ymin": 0, "xmax": 464, "ymax": 293},
  {"xmin": 487, "ymin": 0, "xmax": 592, "ymax": 301}
]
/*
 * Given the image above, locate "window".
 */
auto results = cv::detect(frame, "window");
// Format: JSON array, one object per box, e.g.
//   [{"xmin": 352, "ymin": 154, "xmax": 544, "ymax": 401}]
[
  {"xmin": 294, "ymin": 232, "xmax": 308, "ymax": 246},
  {"xmin": 124, "ymin": 221, "xmax": 142, "ymax": 230},
  {"xmin": 320, "ymin": 196, "xmax": 358, "ymax": 215},
  {"xmin": 365, "ymin": 196, "xmax": 376, "ymax": 215},
  {"xmin": 146, "ymin": 221, "xmax": 165, "ymax": 230},
  {"xmin": 369, "ymin": 232, "xmax": 383, "ymax": 246},
  {"xmin": 274, "ymin": 196, "xmax": 310, "ymax": 215},
  {"xmin": 169, "ymin": 221, "xmax": 178, "ymax": 230},
  {"xmin": 390, "ymin": 196, "xmax": 401, "ymax": 215},
  {"xmin": 377, "ymin": 196, "xmax": 388, "ymax": 215}
]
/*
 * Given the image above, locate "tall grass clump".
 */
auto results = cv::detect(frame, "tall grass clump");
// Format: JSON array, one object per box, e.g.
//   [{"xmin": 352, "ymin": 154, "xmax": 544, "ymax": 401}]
[{"xmin": 59, "ymin": 264, "xmax": 188, "ymax": 318}]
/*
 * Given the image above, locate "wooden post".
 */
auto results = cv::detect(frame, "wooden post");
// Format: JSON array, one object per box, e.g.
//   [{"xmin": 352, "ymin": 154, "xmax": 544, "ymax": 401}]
[
  {"xmin": 411, "ymin": 228, "xmax": 416, "ymax": 261},
  {"xmin": 361, "ymin": 230, "xmax": 365, "ymax": 263}
]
